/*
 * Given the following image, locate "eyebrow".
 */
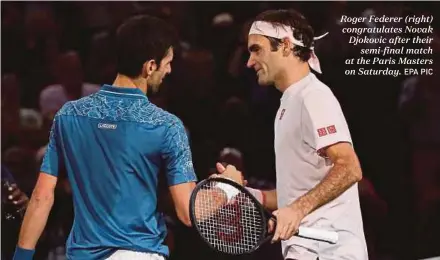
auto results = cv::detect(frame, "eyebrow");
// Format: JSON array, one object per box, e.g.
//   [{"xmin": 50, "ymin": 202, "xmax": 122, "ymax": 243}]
[{"xmin": 248, "ymin": 44, "xmax": 260, "ymax": 53}]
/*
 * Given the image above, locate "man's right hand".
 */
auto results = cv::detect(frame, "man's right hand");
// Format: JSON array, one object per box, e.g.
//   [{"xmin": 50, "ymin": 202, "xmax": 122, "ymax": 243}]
[{"xmin": 212, "ymin": 163, "xmax": 244, "ymax": 186}]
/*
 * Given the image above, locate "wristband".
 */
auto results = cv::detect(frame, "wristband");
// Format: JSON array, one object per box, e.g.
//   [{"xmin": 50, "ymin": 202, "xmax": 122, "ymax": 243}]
[
  {"xmin": 215, "ymin": 180, "xmax": 240, "ymax": 202},
  {"xmin": 245, "ymin": 187, "xmax": 264, "ymax": 205},
  {"xmin": 13, "ymin": 247, "xmax": 35, "ymax": 260}
]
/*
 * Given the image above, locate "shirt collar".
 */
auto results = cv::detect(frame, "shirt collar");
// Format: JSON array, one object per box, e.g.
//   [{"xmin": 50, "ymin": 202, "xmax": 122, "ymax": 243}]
[
  {"xmin": 99, "ymin": 84, "xmax": 148, "ymax": 99},
  {"xmin": 280, "ymin": 73, "xmax": 315, "ymax": 103}
]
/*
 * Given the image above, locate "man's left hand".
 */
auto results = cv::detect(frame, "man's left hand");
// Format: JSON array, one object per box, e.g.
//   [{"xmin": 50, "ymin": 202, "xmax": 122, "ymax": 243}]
[{"xmin": 271, "ymin": 204, "xmax": 305, "ymax": 243}]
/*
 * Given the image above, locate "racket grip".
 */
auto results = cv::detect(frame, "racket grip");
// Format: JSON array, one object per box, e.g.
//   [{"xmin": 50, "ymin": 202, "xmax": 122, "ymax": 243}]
[{"xmin": 297, "ymin": 227, "xmax": 339, "ymax": 244}]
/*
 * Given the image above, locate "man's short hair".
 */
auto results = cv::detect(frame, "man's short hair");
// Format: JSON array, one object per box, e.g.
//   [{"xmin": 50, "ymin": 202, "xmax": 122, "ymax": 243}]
[
  {"xmin": 116, "ymin": 15, "xmax": 177, "ymax": 78},
  {"xmin": 254, "ymin": 9, "xmax": 314, "ymax": 62}
]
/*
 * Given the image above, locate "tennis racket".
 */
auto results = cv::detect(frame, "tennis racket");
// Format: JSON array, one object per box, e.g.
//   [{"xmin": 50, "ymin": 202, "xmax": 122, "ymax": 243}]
[{"xmin": 189, "ymin": 177, "xmax": 338, "ymax": 255}]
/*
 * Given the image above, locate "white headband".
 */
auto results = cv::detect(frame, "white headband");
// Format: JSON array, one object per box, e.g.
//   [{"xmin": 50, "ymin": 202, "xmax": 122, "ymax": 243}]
[{"xmin": 249, "ymin": 21, "xmax": 328, "ymax": 74}]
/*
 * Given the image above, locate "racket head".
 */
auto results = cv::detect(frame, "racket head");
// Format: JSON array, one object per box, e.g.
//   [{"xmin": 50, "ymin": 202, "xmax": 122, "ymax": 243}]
[{"xmin": 189, "ymin": 177, "xmax": 271, "ymax": 255}]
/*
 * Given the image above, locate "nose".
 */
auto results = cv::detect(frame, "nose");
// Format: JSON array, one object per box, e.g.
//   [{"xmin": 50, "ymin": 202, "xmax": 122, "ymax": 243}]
[{"xmin": 246, "ymin": 55, "xmax": 255, "ymax": 69}]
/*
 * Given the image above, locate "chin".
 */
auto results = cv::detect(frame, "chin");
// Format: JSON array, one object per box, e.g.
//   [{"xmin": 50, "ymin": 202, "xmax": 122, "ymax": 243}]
[
  {"xmin": 147, "ymin": 81, "xmax": 161, "ymax": 93},
  {"xmin": 257, "ymin": 78, "xmax": 271, "ymax": 86},
  {"xmin": 151, "ymin": 85, "xmax": 161, "ymax": 93}
]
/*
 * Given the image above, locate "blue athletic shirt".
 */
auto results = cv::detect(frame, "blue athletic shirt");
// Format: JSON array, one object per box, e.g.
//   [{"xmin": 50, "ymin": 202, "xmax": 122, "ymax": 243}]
[{"xmin": 40, "ymin": 85, "xmax": 197, "ymax": 260}]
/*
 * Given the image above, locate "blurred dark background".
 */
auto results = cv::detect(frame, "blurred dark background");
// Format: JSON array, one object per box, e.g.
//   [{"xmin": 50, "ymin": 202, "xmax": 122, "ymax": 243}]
[{"xmin": 1, "ymin": 1, "xmax": 439, "ymax": 260}]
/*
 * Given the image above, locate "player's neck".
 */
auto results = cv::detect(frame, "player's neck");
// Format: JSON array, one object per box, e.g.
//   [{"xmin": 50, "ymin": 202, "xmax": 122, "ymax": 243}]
[
  {"xmin": 276, "ymin": 64, "xmax": 310, "ymax": 93},
  {"xmin": 112, "ymin": 74, "xmax": 148, "ymax": 94}
]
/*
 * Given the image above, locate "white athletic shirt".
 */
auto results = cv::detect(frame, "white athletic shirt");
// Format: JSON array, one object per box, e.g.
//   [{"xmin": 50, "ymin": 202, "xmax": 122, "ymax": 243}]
[{"xmin": 274, "ymin": 73, "xmax": 368, "ymax": 260}]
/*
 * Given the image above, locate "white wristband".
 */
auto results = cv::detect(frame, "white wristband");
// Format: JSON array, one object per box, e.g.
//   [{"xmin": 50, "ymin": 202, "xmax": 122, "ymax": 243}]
[{"xmin": 215, "ymin": 181, "xmax": 240, "ymax": 202}]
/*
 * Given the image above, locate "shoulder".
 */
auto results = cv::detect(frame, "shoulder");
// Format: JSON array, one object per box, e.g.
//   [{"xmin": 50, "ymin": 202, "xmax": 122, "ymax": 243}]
[
  {"xmin": 300, "ymin": 76, "xmax": 334, "ymax": 100},
  {"xmin": 55, "ymin": 94, "xmax": 97, "ymax": 117},
  {"xmin": 118, "ymin": 98, "xmax": 184, "ymax": 128},
  {"xmin": 299, "ymin": 77, "xmax": 339, "ymax": 108},
  {"xmin": 146, "ymin": 104, "xmax": 184, "ymax": 129},
  {"xmin": 54, "ymin": 93, "xmax": 184, "ymax": 127}
]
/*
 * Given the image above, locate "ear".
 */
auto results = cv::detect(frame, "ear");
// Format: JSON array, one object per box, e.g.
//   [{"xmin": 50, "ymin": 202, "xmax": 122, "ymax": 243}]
[
  {"xmin": 142, "ymin": 60, "xmax": 158, "ymax": 78},
  {"xmin": 281, "ymin": 37, "xmax": 293, "ymax": 56}
]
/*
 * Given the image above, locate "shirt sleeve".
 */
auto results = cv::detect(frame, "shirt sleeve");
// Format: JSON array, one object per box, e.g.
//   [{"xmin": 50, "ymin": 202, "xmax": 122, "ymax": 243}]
[
  {"xmin": 162, "ymin": 118, "xmax": 197, "ymax": 186},
  {"xmin": 40, "ymin": 116, "xmax": 61, "ymax": 177},
  {"xmin": 302, "ymin": 90, "xmax": 352, "ymax": 153}
]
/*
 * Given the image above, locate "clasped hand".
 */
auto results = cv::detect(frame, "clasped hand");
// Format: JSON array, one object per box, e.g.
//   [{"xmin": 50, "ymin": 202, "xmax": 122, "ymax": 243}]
[{"xmin": 209, "ymin": 162, "xmax": 245, "ymax": 186}]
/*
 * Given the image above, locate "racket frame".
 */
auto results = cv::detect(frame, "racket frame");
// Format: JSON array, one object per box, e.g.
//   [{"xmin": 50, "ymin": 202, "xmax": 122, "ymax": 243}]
[{"xmin": 189, "ymin": 177, "xmax": 273, "ymax": 255}]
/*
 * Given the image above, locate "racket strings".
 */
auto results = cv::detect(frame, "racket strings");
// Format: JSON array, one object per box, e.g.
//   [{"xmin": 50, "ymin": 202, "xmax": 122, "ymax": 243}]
[{"xmin": 194, "ymin": 181, "xmax": 265, "ymax": 254}]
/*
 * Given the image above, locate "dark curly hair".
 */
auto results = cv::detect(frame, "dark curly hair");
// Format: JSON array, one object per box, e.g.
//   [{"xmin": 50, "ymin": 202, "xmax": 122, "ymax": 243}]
[{"xmin": 115, "ymin": 15, "xmax": 178, "ymax": 78}]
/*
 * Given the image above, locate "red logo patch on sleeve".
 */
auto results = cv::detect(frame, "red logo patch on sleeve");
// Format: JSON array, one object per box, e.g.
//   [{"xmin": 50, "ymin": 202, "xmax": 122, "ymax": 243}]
[
  {"xmin": 317, "ymin": 128, "xmax": 327, "ymax": 137},
  {"xmin": 327, "ymin": 125, "xmax": 337, "ymax": 134}
]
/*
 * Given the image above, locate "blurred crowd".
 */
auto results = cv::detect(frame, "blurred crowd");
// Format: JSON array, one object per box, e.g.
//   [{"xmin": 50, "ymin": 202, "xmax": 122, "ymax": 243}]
[{"xmin": 1, "ymin": 2, "xmax": 439, "ymax": 260}]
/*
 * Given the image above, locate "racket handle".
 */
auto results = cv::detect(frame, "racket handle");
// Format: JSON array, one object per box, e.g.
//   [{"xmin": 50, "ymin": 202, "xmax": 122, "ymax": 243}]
[{"xmin": 297, "ymin": 227, "xmax": 339, "ymax": 244}]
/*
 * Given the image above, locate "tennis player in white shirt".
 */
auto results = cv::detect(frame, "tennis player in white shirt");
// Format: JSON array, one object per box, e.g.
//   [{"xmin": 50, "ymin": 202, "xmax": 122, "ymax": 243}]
[{"xmin": 244, "ymin": 9, "xmax": 369, "ymax": 260}]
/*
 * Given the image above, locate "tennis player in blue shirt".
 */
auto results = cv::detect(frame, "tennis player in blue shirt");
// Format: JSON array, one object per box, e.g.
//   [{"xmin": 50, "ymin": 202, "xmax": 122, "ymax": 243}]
[{"xmin": 13, "ymin": 15, "xmax": 243, "ymax": 260}]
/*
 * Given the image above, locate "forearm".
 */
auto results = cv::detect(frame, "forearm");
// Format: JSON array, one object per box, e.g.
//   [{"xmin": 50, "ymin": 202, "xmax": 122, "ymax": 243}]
[
  {"xmin": 17, "ymin": 192, "xmax": 54, "ymax": 249},
  {"xmin": 292, "ymin": 157, "xmax": 362, "ymax": 217},
  {"xmin": 246, "ymin": 187, "xmax": 277, "ymax": 211},
  {"xmin": 194, "ymin": 188, "xmax": 228, "ymax": 221},
  {"xmin": 261, "ymin": 189, "xmax": 277, "ymax": 211}
]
